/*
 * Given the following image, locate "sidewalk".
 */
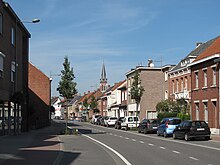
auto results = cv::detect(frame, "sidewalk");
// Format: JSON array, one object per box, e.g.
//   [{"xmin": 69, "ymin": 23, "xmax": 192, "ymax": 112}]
[{"xmin": 0, "ymin": 121, "xmax": 64, "ymax": 165}]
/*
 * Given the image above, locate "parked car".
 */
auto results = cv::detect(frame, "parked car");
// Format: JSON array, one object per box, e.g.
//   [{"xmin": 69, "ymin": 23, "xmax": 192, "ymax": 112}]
[
  {"xmin": 121, "ymin": 116, "xmax": 140, "ymax": 130},
  {"xmin": 173, "ymin": 120, "xmax": 211, "ymax": 141},
  {"xmin": 91, "ymin": 114, "xmax": 101, "ymax": 124},
  {"xmin": 114, "ymin": 117, "xmax": 125, "ymax": 129},
  {"xmin": 96, "ymin": 116, "xmax": 103, "ymax": 125},
  {"xmin": 100, "ymin": 116, "xmax": 108, "ymax": 126},
  {"xmin": 106, "ymin": 117, "xmax": 117, "ymax": 127},
  {"xmin": 157, "ymin": 117, "xmax": 181, "ymax": 137},
  {"xmin": 138, "ymin": 118, "xmax": 159, "ymax": 134},
  {"xmin": 104, "ymin": 116, "xmax": 111, "ymax": 126}
]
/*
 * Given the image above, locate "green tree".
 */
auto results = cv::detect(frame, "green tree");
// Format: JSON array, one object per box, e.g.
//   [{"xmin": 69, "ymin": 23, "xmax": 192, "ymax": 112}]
[
  {"xmin": 130, "ymin": 72, "xmax": 145, "ymax": 127},
  {"xmin": 83, "ymin": 97, "xmax": 89, "ymax": 110},
  {"xmin": 90, "ymin": 95, "xmax": 99, "ymax": 113},
  {"xmin": 57, "ymin": 56, "xmax": 77, "ymax": 99},
  {"xmin": 57, "ymin": 56, "xmax": 77, "ymax": 134}
]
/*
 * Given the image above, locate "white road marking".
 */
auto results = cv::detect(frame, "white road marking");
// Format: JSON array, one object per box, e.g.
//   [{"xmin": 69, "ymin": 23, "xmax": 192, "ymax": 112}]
[
  {"xmin": 140, "ymin": 141, "xmax": 144, "ymax": 144},
  {"xmin": 125, "ymin": 137, "xmax": 129, "ymax": 140},
  {"xmin": 82, "ymin": 134, "xmax": 132, "ymax": 165},
  {"xmin": 159, "ymin": 146, "xmax": 166, "ymax": 149},
  {"xmin": 148, "ymin": 143, "xmax": 154, "ymax": 146},
  {"xmin": 172, "ymin": 150, "xmax": 180, "ymax": 154},
  {"xmin": 109, "ymin": 133, "xmax": 113, "ymax": 135},
  {"xmin": 132, "ymin": 139, "xmax": 136, "ymax": 142},
  {"xmin": 189, "ymin": 157, "xmax": 199, "ymax": 161},
  {"xmin": 114, "ymin": 134, "xmax": 118, "ymax": 137},
  {"xmin": 119, "ymin": 136, "xmax": 123, "ymax": 138}
]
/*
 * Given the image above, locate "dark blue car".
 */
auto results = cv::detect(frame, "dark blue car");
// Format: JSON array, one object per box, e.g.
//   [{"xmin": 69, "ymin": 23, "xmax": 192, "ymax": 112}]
[{"xmin": 157, "ymin": 117, "xmax": 181, "ymax": 137}]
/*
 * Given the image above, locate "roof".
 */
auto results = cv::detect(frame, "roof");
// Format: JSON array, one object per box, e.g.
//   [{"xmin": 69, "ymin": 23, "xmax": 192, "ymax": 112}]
[
  {"xmin": 68, "ymin": 95, "xmax": 82, "ymax": 105},
  {"xmin": 170, "ymin": 36, "xmax": 218, "ymax": 72},
  {"xmin": 193, "ymin": 36, "xmax": 220, "ymax": 62}
]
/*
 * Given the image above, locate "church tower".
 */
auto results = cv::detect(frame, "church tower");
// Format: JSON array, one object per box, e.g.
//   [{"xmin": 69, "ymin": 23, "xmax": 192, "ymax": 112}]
[{"xmin": 100, "ymin": 63, "xmax": 108, "ymax": 92}]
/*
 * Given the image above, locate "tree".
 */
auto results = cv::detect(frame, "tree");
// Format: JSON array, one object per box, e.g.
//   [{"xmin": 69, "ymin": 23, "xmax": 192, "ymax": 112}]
[
  {"xmin": 57, "ymin": 56, "xmax": 77, "ymax": 99},
  {"xmin": 57, "ymin": 56, "xmax": 77, "ymax": 134},
  {"xmin": 90, "ymin": 95, "xmax": 99, "ymax": 113},
  {"xmin": 130, "ymin": 72, "xmax": 145, "ymax": 127}
]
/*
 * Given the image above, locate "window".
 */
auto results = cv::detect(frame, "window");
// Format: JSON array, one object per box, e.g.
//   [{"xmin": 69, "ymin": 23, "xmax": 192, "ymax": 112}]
[
  {"xmin": 165, "ymin": 71, "xmax": 168, "ymax": 81},
  {"xmin": 213, "ymin": 67, "xmax": 216, "ymax": 86},
  {"xmin": 11, "ymin": 27, "xmax": 15, "ymax": 45},
  {"xmin": 0, "ymin": 52, "xmax": 5, "ymax": 78},
  {"xmin": 176, "ymin": 79, "xmax": 179, "ymax": 92},
  {"xmin": 203, "ymin": 70, "xmax": 207, "ymax": 87},
  {"xmin": 185, "ymin": 77, "xmax": 188, "ymax": 90},
  {"xmin": 204, "ymin": 102, "xmax": 208, "ymax": 122},
  {"xmin": 181, "ymin": 78, "xmax": 183, "ymax": 92},
  {"xmin": 172, "ymin": 80, "xmax": 175, "ymax": 94},
  {"xmin": 196, "ymin": 103, "xmax": 199, "ymax": 120},
  {"xmin": 0, "ymin": 13, "xmax": 2, "ymax": 34},
  {"xmin": 11, "ymin": 61, "xmax": 15, "ymax": 82},
  {"xmin": 195, "ymin": 72, "xmax": 199, "ymax": 88}
]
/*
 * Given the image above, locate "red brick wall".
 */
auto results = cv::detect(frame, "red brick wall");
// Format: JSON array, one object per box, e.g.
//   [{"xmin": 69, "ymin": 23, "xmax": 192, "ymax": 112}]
[
  {"xmin": 191, "ymin": 59, "xmax": 219, "ymax": 128},
  {"xmin": 28, "ymin": 63, "xmax": 50, "ymax": 128}
]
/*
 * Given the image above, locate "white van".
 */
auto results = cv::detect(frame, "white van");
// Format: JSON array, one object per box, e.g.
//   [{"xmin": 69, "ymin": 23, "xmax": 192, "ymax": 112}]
[{"xmin": 121, "ymin": 116, "xmax": 140, "ymax": 130}]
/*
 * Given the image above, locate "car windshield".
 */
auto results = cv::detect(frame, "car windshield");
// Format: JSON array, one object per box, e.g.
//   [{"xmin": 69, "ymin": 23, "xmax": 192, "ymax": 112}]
[
  {"xmin": 169, "ymin": 119, "xmax": 181, "ymax": 125},
  {"xmin": 110, "ymin": 117, "xmax": 117, "ymax": 120},
  {"xmin": 192, "ymin": 121, "xmax": 208, "ymax": 127},
  {"xmin": 149, "ymin": 119, "xmax": 159, "ymax": 124}
]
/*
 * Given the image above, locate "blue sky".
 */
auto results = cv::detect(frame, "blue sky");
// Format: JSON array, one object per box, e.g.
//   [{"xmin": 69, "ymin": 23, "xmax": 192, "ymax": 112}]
[{"xmin": 6, "ymin": 0, "xmax": 220, "ymax": 96}]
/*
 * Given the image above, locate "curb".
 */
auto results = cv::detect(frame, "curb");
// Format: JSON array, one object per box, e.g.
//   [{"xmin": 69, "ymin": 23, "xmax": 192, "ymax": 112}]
[{"xmin": 52, "ymin": 135, "xmax": 64, "ymax": 165}]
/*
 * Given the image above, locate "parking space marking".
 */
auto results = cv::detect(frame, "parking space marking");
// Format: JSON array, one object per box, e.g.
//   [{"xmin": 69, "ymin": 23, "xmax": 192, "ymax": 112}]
[
  {"xmin": 119, "ymin": 136, "xmax": 123, "ymax": 138},
  {"xmin": 189, "ymin": 157, "xmax": 199, "ymax": 161},
  {"xmin": 172, "ymin": 150, "xmax": 180, "ymax": 154},
  {"xmin": 140, "ymin": 141, "xmax": 144, "ymax": 144},
  {"xmin": 159, "ymin": 146, "xmax": 166, "ymax": 149},
  {"xmin": 114, "ymin": 134, "xmax": 118, "ymax": 137},
  {"xmin": 125, "ymin": 137, "xmax": 129, "ymax": 140},
  {"xmin": 148, "ymin": 143, "xmax": 154, "ymax": 146},
  {"xmin": 132, "ymin": 139, "xmax": 136, "ymax": 142}
]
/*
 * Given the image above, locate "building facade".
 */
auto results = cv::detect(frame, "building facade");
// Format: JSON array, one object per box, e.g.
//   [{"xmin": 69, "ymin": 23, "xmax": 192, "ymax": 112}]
[
  {"xmin": 126, "ymin": 64, "xmax": 164, "ymax": 120},
  {"xmin": 0, "ymin": 1, "xmax": 30, "ymax": 135},
  {"xmin": 190, "ymin": 36, "xmax": 220, "ymax": 134},
  {"xmin": 28, "ymin": 63, "xmax": 50, "ymax": 129}
]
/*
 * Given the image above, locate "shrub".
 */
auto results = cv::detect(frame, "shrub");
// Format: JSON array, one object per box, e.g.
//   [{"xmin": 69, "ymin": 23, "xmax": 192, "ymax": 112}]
[
  {"xmin": 177, "ymin": 113, "xmax": 190, "ymax": 121},
  {"xmin": 157, "ymin": 112, "xmax": 178, "ymax": 121}
]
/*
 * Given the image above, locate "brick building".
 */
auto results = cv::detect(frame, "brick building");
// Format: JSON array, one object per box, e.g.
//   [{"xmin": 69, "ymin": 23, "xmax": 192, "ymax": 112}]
[
  {"xmin": 28, "ymin": 62, "xmax": 50, "ymax": 129},
  {"xmin": 190, "ymin": 36, "xmax": 220, "ymax": 134},
  {"xmin": 168, "ymin": 39, "xmax": 216, "ymax": 114},
  {"xmin": 0, "ymin": 1, "xmax": 30, "ymax": 135},
  {"xmin": 126, "ymin": 63, "xmax": 164, "ymax": 120}
]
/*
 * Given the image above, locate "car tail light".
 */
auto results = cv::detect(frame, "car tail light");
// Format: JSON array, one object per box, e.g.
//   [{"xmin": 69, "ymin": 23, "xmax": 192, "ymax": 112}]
[
  {"xmin": 165, "ymin": 121, "xmax": 169, "ymax": 128},
  {"xmin": 146, "ymin": 123, "xmax": 150, "ymax": 127}
]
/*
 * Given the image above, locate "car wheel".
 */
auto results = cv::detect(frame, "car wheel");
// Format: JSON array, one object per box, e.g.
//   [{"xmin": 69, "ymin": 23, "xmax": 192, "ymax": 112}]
[
  {"xmin": 125, "ymin": 127, "xmax": 128, "ymax": 131},
  {"xmin": 173, "ymin": 132, "xmax": 177, "ymax": 139},
  {"xmin": 144, "ymin": 128, "xmax": 148, "ymax": 134},
  {"xmin": 205, "ymin": 136, "xmax": 210, "ymax": 140},
  {"xmin": 163, "ymin": 131, "xmax": 167, "ymax": 138},
  {"xmin": 184, "ymin": 133, "xmax": 190, "ymax": 141},
  {"xmin": 157, "ymin": 130, "xmax": 160, "ymax": 136},
  {"xmin": 138, "ymin": 129, "xmax": 141, "ymax": 133}
]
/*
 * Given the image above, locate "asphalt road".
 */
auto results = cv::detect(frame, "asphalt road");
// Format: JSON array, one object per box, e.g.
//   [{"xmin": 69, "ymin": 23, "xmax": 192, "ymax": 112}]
[{"xmin": 58, "ymin": 121, "xmax": 220, "ymax": 165}]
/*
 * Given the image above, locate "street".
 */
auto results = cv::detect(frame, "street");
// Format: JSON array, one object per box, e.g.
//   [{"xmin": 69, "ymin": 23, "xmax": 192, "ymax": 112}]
[{"xmin": 57, "ymin": 121, "xmax": 220, "ymax": 165}]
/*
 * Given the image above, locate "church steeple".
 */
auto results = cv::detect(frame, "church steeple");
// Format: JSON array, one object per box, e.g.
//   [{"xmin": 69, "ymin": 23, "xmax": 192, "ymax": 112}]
[{"xmin": 100, "ymin": 63, "xmax": 108, "ymax": 92}]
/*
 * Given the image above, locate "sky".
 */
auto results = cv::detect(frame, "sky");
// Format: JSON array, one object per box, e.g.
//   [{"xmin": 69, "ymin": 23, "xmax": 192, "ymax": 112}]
[{"xmin": 5, "ymin": 0, "xmax": 220, "ymax": 96}]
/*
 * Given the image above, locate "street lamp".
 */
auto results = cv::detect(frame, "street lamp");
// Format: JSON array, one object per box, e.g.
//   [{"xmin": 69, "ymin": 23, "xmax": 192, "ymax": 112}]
[{"xmin": 13, "ymin": 18, "xmax": 40, "ymax": 134}]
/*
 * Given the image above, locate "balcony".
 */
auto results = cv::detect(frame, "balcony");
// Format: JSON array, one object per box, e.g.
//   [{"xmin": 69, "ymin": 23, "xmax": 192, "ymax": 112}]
[{"xmin": 174, "ymin": 90, "xmax": 190, "ymax": 100}]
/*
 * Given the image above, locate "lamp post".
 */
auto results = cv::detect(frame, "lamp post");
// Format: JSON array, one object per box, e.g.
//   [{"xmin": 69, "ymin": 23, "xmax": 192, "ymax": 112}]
[
  {"xmin": 14, "ymin": 18, "xmax": 40, "ymax": 134},
  {"xmin": 49, "ymin": 73, "xmax": 61, "ymax": 122}
]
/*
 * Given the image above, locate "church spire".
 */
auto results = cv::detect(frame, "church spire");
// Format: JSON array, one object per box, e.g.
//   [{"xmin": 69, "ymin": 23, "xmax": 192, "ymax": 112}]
[
  {"xmin": 100, "ymin": 63, "xmax": 107, "ymax": 83},
  {"xmin": 100, "ymin": 63, "xmax": 108, "ymax": 92}
]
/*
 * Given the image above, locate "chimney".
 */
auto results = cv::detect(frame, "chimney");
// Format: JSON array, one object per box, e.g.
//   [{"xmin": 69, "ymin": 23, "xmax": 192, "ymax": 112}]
[
  {"xmin": 196, "ymin": 42, "xmax": 203, "ymax": 48},
  {"xmin": 148, "ymin": 59, "xmax": 154, "ymax": 67}
]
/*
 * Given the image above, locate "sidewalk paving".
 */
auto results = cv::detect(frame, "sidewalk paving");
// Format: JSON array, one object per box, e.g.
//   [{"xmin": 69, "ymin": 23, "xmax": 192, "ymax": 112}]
[{"xmin": 0, "ymin": 121, "xmax": 64, "ymax": 165}]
